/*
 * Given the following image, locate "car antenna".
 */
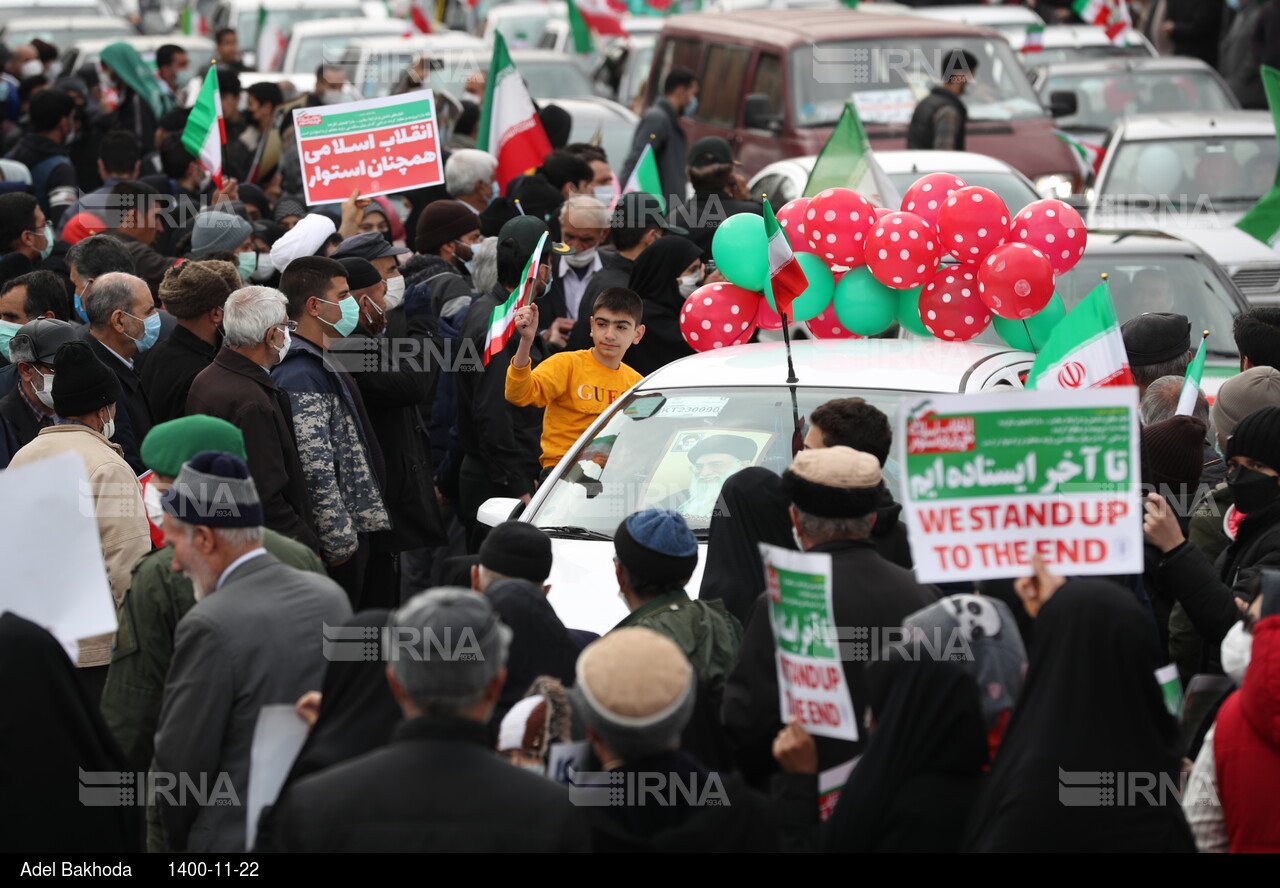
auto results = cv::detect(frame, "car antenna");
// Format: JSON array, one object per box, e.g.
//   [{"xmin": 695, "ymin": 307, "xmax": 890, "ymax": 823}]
[{"xmin": 764, "ymin": 193, "xmax": 800, "ymax": 386}]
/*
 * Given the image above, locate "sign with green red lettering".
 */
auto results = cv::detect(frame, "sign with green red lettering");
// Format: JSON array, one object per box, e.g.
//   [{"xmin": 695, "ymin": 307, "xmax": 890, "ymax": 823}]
[{"xmin": 898, "ymin": 389, "xmax": 1142, "ymax": 583}]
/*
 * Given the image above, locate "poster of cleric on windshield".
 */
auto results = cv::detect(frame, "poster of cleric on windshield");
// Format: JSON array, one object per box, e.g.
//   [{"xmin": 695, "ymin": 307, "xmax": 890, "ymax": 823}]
[
  {"xmin": 898, "ymin": 389, "xmax": 1142, "ymax": 584},
  {"xmin": 293, "ymin": 91, "xmax": 444, "ymax": 205}
]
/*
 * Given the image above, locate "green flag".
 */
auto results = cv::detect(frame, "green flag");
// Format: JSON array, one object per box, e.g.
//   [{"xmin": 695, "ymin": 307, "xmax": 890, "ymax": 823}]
[
  {"xmin": 802, "ymin": 102, "xmax": 900, "ymax": 208},
  {"xmin": 567, "ymin": 0, "xmax": 594, "ymax": 55},
  {"xmin": 1176, "ymin": 331, "xmax": 1210, "ymax": 416},
  {"xmin": 623, "ymin": 140, "xmax": 665, "ymax": 213},
  {"xmin": 1237, "ymin": 66, "xmax": 1280, "ymax": 249}
]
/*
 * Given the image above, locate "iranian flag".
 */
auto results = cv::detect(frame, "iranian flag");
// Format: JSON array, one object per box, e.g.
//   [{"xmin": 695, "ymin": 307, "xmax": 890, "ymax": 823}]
[
  {"xmin": 1021, "ymin": 23, "xmax": 1045, "ymax": 53},
  {"xmin": 1238, "ymin": 66, "xmax": 1280, "ymax": 249},
  {"xmin": 181, "ymin": 65, "xmax": 225, "ymax": 188},
  {"xmin": 1028, "ymin": 280, "xmax": 1135, "ymax": 390},
  {"xmin": 567, "ymin": 0, "xmax": 595, "ymax": 55},
  {"xmin": 572, "ymin": 0, "xmax": 626, "ymax": 41},
  {"xmin": 410, "ymin": 0, "xmax": 433, "ymax": 33},
  {"xmin": 484, "ymin": 231, "xmax": 548, "ymax": 365},
  {"xmin": 1056, "ymin": 129, "xmax": 1105, "ymax": 178},
  {"xmin": 1176, "ymin": 331, "xmax": 1210, "ymax": 416},
  {"xmin": 478, "ymin": 32, "xmax": 553, "ymax": 192},
  {"xmin": 623, "ymin": 140, "xmax": 665, "ymax": 213},
  {"xmin": 1073, "ymin": 0, "xmax": 1129, "ymax": 42},
  {"xmin": 256, "ymin": 5, "xmax": 287, "ymax": 71},
  {"xmin": 763, "ymin": 198, "xmax": 808, "ymax": 317},
  {"xmin": 803, "ymin": 102, "xmax": 901, "ymax": 209}
]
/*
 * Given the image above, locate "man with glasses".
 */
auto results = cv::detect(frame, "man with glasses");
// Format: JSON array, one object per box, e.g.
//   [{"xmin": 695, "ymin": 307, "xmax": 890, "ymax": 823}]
[{"xmin": 186, "ymin": 285, "xmax": 320, "ymax": 554}]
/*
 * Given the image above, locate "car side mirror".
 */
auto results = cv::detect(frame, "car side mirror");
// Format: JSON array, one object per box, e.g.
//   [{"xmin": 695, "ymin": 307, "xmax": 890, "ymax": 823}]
[
  {"xmin": 744, "ymin": 93, "xmax": 780, "ymax": 132},
  {"xmin": 1049, "ymin": 90, "xmax": 1079, "ymax": 118},
  {"xmin": 477, "ymin": 497, "xmax": 522, "ymax": 528}
]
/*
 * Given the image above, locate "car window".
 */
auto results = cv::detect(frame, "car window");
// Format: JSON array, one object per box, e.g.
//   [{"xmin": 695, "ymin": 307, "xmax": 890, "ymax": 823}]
[
  {"xmin": 655, "ymin": 36, "xmax": 702, "ymax": 102},
  {"xmin": 750, "ymin": 172, "xmax": 786, "ymax": 205},
  {"xmin": 696, "ymin": 44, "xmax": 751, "ymax": 127},
  {"xmin": 531, "ymin": 387, "xmax": 909, "ymax": 537},
  {"xmin": 1098, "ymin": 136, "xmax": 1278, "ymax": 209},
  {"xmin": 1046, "ymin": 71, "xmax": 1236, "ymax": 133},
  {"xmin": 750, "ymin": 52, "xmax": 784, "ymax": 121},
  {"xmin": 518, "ymin": 60, "xmax": 594, "ymax": 100}
]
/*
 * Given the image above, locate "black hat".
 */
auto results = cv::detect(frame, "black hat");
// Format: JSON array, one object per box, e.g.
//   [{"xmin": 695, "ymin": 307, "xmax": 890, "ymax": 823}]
[
  {"xmin": 337, "ymin": 257, "xmax": 383, "ymax": 291},
  {"xmin": 51, "ymin": 340, "xmax": 119, "ymax": 417},
  {"xmin": 497, "ymin": 216, "xmax": 571, "ymax": 269},
  {"xmin": 1227, "ymin": 405, "xmax": 1280, "ymax": 470},
  {"xmin": 333, "ymin": 230, "xmax": 410, "ymax": 261},
  {"xmin": 611, "ymin": 191, "xmax": 689, "ymax": 236},
  {"xmin": 688, "ymin": 433, "xmax": 758, "ymax": 465},
  {"xmin": 688, "ymin": 136, "xmax": 738, "ymax": 167},
  {"xmin": 237, "ymin": 182, "xmax": 270, "ymax": 218},
  {"xmin": 479, "ymin": 521, "xmax": 553, "ymax": 584},
  {"xmin": 9, "ymin": 318, "xmax": 79, "ymax": 365},
  {"xmin": 413, "ymin": 199, "xmax": 481, "ymax": 254},
  {"xmin": 1122, "ymin": 313, "xmax": 1191, "ymax": 366},
  {"xmin": 614, "ymin": 509, "xmax": 698, "ymax": 583}
]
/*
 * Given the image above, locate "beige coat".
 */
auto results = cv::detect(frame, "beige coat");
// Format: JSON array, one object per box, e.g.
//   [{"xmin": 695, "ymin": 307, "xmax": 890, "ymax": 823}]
[{"xmin": 9, "ymin": 424, "xmax": 151, "ymax": 667}]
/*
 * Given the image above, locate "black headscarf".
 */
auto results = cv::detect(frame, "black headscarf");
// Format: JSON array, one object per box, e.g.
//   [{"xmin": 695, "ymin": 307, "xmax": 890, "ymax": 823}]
[
  {"xmin": 699, "ymin": 466, "xmax": 796, "ymax": 625},
  {"xmin": 624, "ymin": 235, "xmax": 703, "ymax": 375},
  {"xmin": 0, "ymin": 613, "xmax": 143, "ymax": 852},
  {"xmin": 484, "ymin": 578, "xmax": 579, "ymax": 731},
  {"xmin": 823, "ymin": 658, "xmax": 988, "ymax": 853},
  {"xmin": 966, "ymin": 579, "xmax": 1195, "ymax": 852},
  {"xmin": 281, "ymin": 609, "xmax": 402, "ymax": 790}
]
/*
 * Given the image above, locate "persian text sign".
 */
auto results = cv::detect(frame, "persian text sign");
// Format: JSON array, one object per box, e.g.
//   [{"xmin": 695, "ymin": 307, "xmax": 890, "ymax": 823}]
[
  {"xmin": 899, "ymin": 389, "xmax": 1142, "ymax": 583},
  {"xmin": 294, "ymin": 91, "xmax": 444, "ymax": 205},
  {"xmin": 762, "ymin": 543, "xmax": 857, "ymax": 743}
]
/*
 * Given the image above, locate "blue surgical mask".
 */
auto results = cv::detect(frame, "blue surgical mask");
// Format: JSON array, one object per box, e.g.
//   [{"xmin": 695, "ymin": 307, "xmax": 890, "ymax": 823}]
[
  {"xmin": 74, "ymin": 289, "xmax": 90, "ymax": 324},
  {"xmin": 126, "ymin": 310, "xmax": 161, "ymax": 353},
  {"xmin": 487, "ymin": 180, "xmax": 500, "ymax": 206},
  {"xmin": 685, "ymin": 94, "xmax": 698, "ymax": 117},
  {"xmin": 1226, "ymin": 0, "xmax": 1241, "ymax": 9},
  {"xmin": 318, "ymin": 296, "xmax": 360, "ymax": 337},
  {"xmin": 0, "ymin": 320, "xmax": 19, "ymax": 361}
]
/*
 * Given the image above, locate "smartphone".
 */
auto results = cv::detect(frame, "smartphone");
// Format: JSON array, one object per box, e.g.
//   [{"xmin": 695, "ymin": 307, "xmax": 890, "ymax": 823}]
[{"xmin": 704, "ymin": 260, "xmax": 717, "ymax": 276}]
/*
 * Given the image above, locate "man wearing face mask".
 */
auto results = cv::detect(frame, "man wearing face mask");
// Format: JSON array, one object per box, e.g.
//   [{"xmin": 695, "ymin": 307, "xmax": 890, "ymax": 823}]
[
  {"xmin": 1, "ymin": 45, "xmax": 41, "ymax": 123},
  {"xmin": 140, "ymin": 260, "xmax": 239, "ymax": 424},
  {"xmin": 4, "ymin": 89, "xmax": 77, "ymax": 227},
  {"xmin": 187, "ymin": 286, "xmax": 320, "ymax": 553},
  {"xmin": 408, "ymin": 201, "xmax": 482, "ymax": 318},
  {"xmin": 0, "ymin": 272, "xmax": 69, "ymax": 380},
  {"xmin": 621, "ymin": 68, "xmax": 699, "ymax": 216},
  {"xmin": 9, "ymin": 340, "xmax": 150, "ymax": 701},
  {"xmin": 153, "ymin": 46, "xmax": 190, "ymax": 101},
  {"xmin": 0, "ymin": 193, "xmax": 60, "ymax": 285},
  {"xmin": 444, "ymin": 148, "xmax": 500, "ymax": 216},
  {"xmin": 0, "ymin": 318, "xmax": 78, "ymax": 466},
  {"xmin": 538, "ymin": 196, "xmax": 609, "ymax": 348},
  {"xmin": 273, "ymin": 256, "xmax": 391, "ymax": 606}
]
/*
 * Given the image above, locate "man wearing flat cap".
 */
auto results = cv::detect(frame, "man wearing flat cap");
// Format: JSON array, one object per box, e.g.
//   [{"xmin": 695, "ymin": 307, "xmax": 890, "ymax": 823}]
[
  {"xmin": 663, "ymin": 433, "xmax": 758, "ymax": 520},
  {"xmin": 1122, "ymin": 311, "xmax": 1192, "ymax": 398},
  {"xmin": 153, "ymin": 450, "xmax": 350, "ymax": 853},
  {"xmin": 0, "ymin": 317, "xmax": 78, "ymax": 465},
  {"xmin": 723, "ymin": 446, "xmax": 938, "ymax": 784}
]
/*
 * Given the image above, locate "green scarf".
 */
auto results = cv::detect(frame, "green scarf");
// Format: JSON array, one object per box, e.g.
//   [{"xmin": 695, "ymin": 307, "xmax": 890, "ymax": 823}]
[{"xmin": 99, "ymin": 42, "xmax": 172, "ymax": 122}]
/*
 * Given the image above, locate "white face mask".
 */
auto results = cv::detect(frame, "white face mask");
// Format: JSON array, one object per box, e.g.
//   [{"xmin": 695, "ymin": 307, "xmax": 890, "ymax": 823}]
[
  {"xmin": 274, "ymin": 327, "xmax": 291, "ymax": 364},
  {"xmin": 593, "ymin": 186, "xmax": 615, "ymax": 204},
  {"xmin": 678, "ymin": 274, "xmax": 701, "ymax": 298},
  {"xmin": 20, "ymin": 59, "xmax": 43, "ymax": 79},
  {"xmin": 144, "ymin": 482, "xmax": 166, "ymax": 528},
  {"xmin": 383, "ymin": 275, "xmax": 406, "ymax": 311},
  {"xmin": 792, "ymin": 526, "xmax": 805, "ymax": 551},
  {"xmin": 100, "ymin": 409, "xmax": 115, "ymax": 441},
  {"xmin": 34, "ymin": 370, "xmax": 55, "ymax": 411},
  {"xmin": 1221, "ymin": 619, "xmax": 1252, "ymax": 685},
  {"xmin": 564, "ymin": 245, "xmax": 599, "ymax": 269},
  {"xmin": 250, "ymin": 252, "xmax": 276, "ymax": 283}
]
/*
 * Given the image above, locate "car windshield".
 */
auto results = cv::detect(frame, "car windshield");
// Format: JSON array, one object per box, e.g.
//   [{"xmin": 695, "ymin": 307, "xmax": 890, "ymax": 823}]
[
  {"xmin": 968, "ymin": 253, "xmax": 1242, "ymax": 356},
  {"xmin": 531, "ymin": 387, "xmax": 909, "ymax": 538},
  {"xmin": 289, "ymin": 33, "xmax": 403, "ymax": 74},
  {"xmin": 354, "ymin": 49, "xmax": 480, "ymax": 99},
  {"xmin": 517, "ymin": 59, "xmax": 593, "ymax": 99},
  {"xmin": 1046, "ymin": 70, "xmax": 1236, "ymax": 133},
  {"xmin": 888, "ymin": 170, "xmax": 1039, "ymax": 213},
  {"xmin": 238, "ymin": 8, "xmax": 362, "ymax": 50},
  {"xmin": 1097, "ymin": 136, "xmax": 1278, "ymax": 208},
  {"xmin": 792, "ymin": 36, "xmax": 1044, "ymax": 128}
]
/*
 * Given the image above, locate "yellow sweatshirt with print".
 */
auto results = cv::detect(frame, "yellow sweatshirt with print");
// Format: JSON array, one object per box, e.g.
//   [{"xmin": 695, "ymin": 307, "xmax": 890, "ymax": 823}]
[{"xmin": 506, "ymin": 349, "xmax": 643, "ymax": 467}]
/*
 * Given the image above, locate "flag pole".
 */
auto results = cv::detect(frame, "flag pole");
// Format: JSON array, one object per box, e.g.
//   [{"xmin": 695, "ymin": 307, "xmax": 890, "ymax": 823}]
[{"xmin": 765, "ymin": 190, "xmax": 800, "ymax": 385}]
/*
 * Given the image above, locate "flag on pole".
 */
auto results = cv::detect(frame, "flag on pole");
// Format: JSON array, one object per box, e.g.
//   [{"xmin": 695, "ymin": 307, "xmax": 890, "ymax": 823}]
[
  {"xmin": 1176, "ymin": 331, "xmax": 1210, "ymax": 416},
  {"xmin": 1027, "ymin": 279, "xmax": 1135, "ymax": 390},
  {"xmin": 409, "ymin": 0, "xmax": 434, "ymax": 33},
  {"xmin": 803, "ymin": 102, "xmax": 901, "ymax": 209},
  {"xmin": 1021, "ymin": 23, "xmax": 1045, "ymax": 53},
  {"xmin": 567, "ymin": 0, "xmax": 595, "ymax": 55},
  {"xmin": 1237, "ymin": 66, "xmax": 1280, "ymax": 249},
  {"xmin": 1106, "ymin": 0, "xmax": 1133, "ymax": 43},
  {"xmin": 1055, "ymin": 129, "xmax": 1105, "ymax": 178},
  {"xmin": 622, "ymin": 139, "xmax": 665, "ymax": 213},
  {"xmin": 181, "ymin": 63, "xmax": 225, "ymax": 188},
  {"xmin": 478, "ymin": 32, "xmax": 554, "ymax": 192},
  {"xmin": 256, "ymin": 5, "xmax": 288, "ymax": 71},
  {"xmin": 1072, "ymin": 0, "xmax": 1109, "ymax": 25},
  {"xmin": 763, "ymin": 198, "xmax": 809, "ymax": 316},
  {"xmin": 483, "ymin": 231, "xmax": 548, "ymax": 365},
  {"xmin": 570, "ymin": 0, "xmax": 626, "ymax": 46}
]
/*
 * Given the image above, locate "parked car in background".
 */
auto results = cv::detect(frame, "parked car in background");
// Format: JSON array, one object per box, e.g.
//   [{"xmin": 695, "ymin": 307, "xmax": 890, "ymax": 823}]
[
  {"xmin": 205, "ymin": 0, "xmax": 379, "ymax": 69},
  {"xmin": 342, "ymin": 33, "xmax": 487, "ymax": 100},
  {"xmin": 510, "ymin": 49, "xmax": 602, "ymax": 100},
  {"xmin": 478, "ymin": 338, "xmax": 1032, "ymax": 634},
  {"xmin": 0, "ymin": 16, "xmax": 134, "ymax": 55},
  {"xmin": 279, "ymin": 17, "xmax": 414, "ymax": 75},
  {"xmin": 181, "ymin": 70, "xmax": 318, "ymax": 109},
  {"xmin": 592, "ymin": 33, "xmax": 655, "ymax": 114},
  {"xmin": 0, "ymin": 0, "xmax": 119, "ymax": 19},
  {"xmin": 888, "ymin": 2, "xmax": 1042, "ymax": 42},
  {"xmin": 1017, "ymin": 24, "xmax": 1155, "ymax": 71},
  {"xmin": 546, "ymin": 96, "xmax": 638, "ymax": 168},
  {"xmin": 482, "ymin": 2, "xmax": 566, "ymax": 50},
  {"xmin": 747, "ymin": 150, "xmax": 1043, "ymax": 213}
]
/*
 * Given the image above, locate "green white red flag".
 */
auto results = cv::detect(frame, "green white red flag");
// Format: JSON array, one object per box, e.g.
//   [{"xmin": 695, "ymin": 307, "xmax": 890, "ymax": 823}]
[
  {"xmin": 1028, "ymin": 280, "xmax": 1135, "ymax": 390},
  {"xmin": 484, "ymin": 231, "xmax": 548, "ymax": 365},
  {"xmin": 181, "ymin": 64, "xmax": 225, "ymax": 188},
  {"xmin": 763, "ymin": 197, "xmax": 808, "ymax": 317},
  {"xmin": 477, "ymin": 32, "xmax": 553, "ymax": 192}
]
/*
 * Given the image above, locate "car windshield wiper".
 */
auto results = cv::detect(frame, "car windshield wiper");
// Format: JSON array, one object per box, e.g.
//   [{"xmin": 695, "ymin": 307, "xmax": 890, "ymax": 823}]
[{"xmin": 540, "ymin": 525, "xmax": 614, "ymax": 541}]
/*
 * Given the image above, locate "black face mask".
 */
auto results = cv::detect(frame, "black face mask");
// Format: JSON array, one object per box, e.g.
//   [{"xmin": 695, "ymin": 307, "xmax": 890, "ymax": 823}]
[{"xmin": 1227, "ymin": 464, "xmax": 1280, "ymax": 515}]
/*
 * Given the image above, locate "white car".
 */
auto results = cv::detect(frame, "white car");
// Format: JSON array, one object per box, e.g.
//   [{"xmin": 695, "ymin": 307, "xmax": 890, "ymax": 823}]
[
  {"xmin": 746, "ymin": 150, "xmax": 1042, "ymax": 211},
  {"xmin": 1085, "ymin": 111, "xmax": 1280, "ymax": 305},
  {"xmin": 180, "ymin": 70, "xmax": 318, "ymax": 109},
  {"xmin": 477, "ymin": 339, "xmax": 1032, "ymax": 635},
  {"xmin": 887, "ymin": 2, "xmax": 1043, "ymax": 42},
  {"xmin": 0, "ymin": 16, "xmax": 134, "ymax": 53},
  {"xmin": 0, "ymin": 0, "xmax": 117, "ymax": 19},
  {"xmin": 341, "ymin": 33, "xmax": 487, "ymax": 100},
  {"xmin": 278, "ymin": 17, "xmax": 414, "ymax": 74},
  {"xmin": 1016, "ymin": 24, "xmax": 1156, "ymax": 68},
  {"xmin": 205, "ymin": 0, "xmax": 383, "ymax": 69},
  {"xmin": 482, "ymin": 2, "xmax": 566, "ymax": 50}
]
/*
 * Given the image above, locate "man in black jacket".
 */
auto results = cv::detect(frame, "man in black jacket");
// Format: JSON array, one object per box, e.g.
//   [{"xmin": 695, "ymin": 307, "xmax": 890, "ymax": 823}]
[
  {"xmin": 621, "ymin": 67, "xmax": 699, "ymax": 213},
  {"xmin": 258, "ymin": 588, "xmax": 590, "ymax": 852},
  {"xmin": 906, "ymin": 49, "xmax": 977, "ymax": 152}
]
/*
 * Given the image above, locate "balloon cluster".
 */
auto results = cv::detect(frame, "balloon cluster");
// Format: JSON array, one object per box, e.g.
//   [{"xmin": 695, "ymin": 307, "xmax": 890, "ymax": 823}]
[{"xmin": 679, "ymin": 175, "xmax": 1084, "ymax": 351}]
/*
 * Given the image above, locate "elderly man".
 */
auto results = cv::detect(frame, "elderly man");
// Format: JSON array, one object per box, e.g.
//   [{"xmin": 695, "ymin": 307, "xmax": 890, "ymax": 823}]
[
  {"xmin": 9, "ymin": 341, "xmax": 150, "ymax": 698},
  {"xmin": 1122, "ymin": 311, "xmax": 1192, "ymax": 399},
  {"xmin": 1140, "ymin": 375, "xmax": 1222, "ymax": 487},
  {"xmin": 81, "ymin": 271, "xmax": 158, "ymax": 474},
  {"xmin": 444, "ymin": 148, "xmax": 499, "ymax": 215},
  {"xmin": 666, "ymin": 433, "xmax": 758, "ymax": 520},
  {"xmin": 153, "ymin": 450, "xmax": 350, "ymax": 852},
  {"xmin": 186, "ymin": 286, "xmax": 319, "ymax": 553},
  {"xmin": 540, "ymin": 195, "xmax": 609, "ymax": 338},
  {"xmin": 723, "ymin": 445, "xmax": 938, "ymax": 785},
  {"xmin": 258, "ymin": 588, "xmax": 589, "ymax": 852},
  {"xmin": 0, "ymin": 318, "xmax": 78, "ymax": 465}
]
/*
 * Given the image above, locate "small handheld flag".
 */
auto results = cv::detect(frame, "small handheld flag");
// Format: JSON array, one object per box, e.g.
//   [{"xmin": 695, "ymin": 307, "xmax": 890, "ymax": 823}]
[
  {"xmin": 1175, "ymin": 331, "xmax": 1210, "ymax": 417},
  {"xmin": 483, "ymin": 231, "xmax": 548, "ymax": 366}
]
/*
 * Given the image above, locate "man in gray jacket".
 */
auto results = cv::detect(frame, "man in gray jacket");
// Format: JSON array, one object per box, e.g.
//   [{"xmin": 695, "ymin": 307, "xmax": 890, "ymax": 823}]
[
  {"xmin": 153, "ymin": 450, "xmax": 351, "ymax": 852},
  {"xmin": 620, "ymin": 67, "xmax": 699, "ymax": 215}
]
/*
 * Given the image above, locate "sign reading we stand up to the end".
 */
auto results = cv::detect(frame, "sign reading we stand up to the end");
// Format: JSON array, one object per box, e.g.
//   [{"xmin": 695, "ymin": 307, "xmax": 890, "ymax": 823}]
[{"xmin": 898, "ymin": 388, "xmax": 1143, "ymax": 584}]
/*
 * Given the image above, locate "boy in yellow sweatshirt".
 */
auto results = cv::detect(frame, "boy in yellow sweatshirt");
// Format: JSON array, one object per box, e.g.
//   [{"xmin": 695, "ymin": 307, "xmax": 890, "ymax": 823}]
[{"xmin": 506, "ymin": 287, "xmax": 646, "ymax": 469}]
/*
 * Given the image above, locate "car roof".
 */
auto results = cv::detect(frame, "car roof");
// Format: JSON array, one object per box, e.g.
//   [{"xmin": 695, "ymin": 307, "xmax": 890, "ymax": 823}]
[
  {"xmin": 1081, "ymin": 229, "xmax": 1213, "ymax": 256},
  {"xmin": 346, "ymin": 33, "xmax": 485, "ymax": 51},
  {"xmin": 509, "ymin": 49, "xmax": 583, "ymax": 63},
  {"xmin": 1041, "ymin": 24, "xmax": 1130, "ymax": 46},
  {"xmin": 1, "ymin": 15, "xmax": 129, "ymax": 28},
  {"xmin": 288, "ymin": 18, "xmax": 411, "ymax": 36},
  {"xmin": 226, "ymin": 0, "xmax": 365, "ymax": 8},
  {"xmin": 638, "ymin": 339, "xmax": 1030, "ymax": 393},
  {"xmin": 898, "ymin": 4, "xmax": 1041, "ymax": 25},
  {"xmin": 1113, "ymin": 111, "xmax": 1275, "ymax": 139},
  {"xmin": 544, "ymin": 95, "xmax": 636, "ymax": 120},
  {"xmin": 1037, "ymin": 56, "xmax": 1216, "ymax": 77},
  {"xmin": 659, "ymin": 9, "xmax": 994, "ymax": 46},
  {"xmin": 488, "ymin": 1, "xmax": 565, "ymax": 15}
]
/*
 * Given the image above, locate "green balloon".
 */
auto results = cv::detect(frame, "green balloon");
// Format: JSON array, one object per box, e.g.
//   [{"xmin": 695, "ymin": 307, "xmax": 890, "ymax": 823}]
[
  {"xmin": 896, "ymin": 285, "xmax": 929, "ymax": 336},
  {"xmin": 766, "ymin": 252, "xmax": 835, "ymax": 322},
  {"xmin": 994, "ymin": 292, "xmax": 1067, "ymax": 351},
  {"xmin": 712, "ymin": 214, "xmax": 768, "ymax": 292},
  {"xmin": 832, "ymin": 267, "xmax": 898, "ymax": 336}
]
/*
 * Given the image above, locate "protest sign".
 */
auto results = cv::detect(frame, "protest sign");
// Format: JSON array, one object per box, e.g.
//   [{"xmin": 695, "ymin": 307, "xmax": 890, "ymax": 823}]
[
  {"xmin": 294, "ymin": 91, "xmax": 444, "ymax": 205},
  {"xmin": 762, "ymin": 543, "xmax": 858, "ymax": 743},
  {"xmin": 899, "ymin": 388, "xmax": 1141, "ymax": 583}
]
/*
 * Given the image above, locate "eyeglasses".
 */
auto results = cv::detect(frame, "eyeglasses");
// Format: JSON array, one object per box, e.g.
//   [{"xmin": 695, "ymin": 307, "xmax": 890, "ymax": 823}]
[{"xmin": 276, "ymin": 320, "xmax": 299, "ymax": 332}]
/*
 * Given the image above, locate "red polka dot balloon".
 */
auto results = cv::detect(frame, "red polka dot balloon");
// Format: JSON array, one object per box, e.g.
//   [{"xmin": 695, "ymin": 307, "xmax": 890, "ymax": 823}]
[
  {"xmin": 901, "ymin": 172, "xmax": 968, "ymax": 231},
  {"xmin": 776, "ymin": 197, "xmax": 815, "ymax": 254},
  {"xmin": 804, "ymin": 187, "xmax": 877, "ymax": 268},
  {"xmin": 977, "ymin": 242, "xmax": 1055, "ymax": 320},
  {"xmin": 918, "ymin": 267, "xmax": 992, "ymax": 342},
  {"xmin": 1009, "ymin": 199, "xmax": 1086, "ymax": 275},
  {"xmin": 679, "ymin": 283, "xmax": 760, "ymax": 351},
  {"xmin": 864, "ymin": 211, "xmax": 941, "ymax": 290},
  {"xmin": 936, "ymin": 185, "xmax": 1010, "ymax": 265},
  {"xmin": 873, "ymin": 207, "xmax": 893, "ymax": 222},
  {"xmin": 805, "ymin": 300, "xmax": 862, "ymax": 339}
]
